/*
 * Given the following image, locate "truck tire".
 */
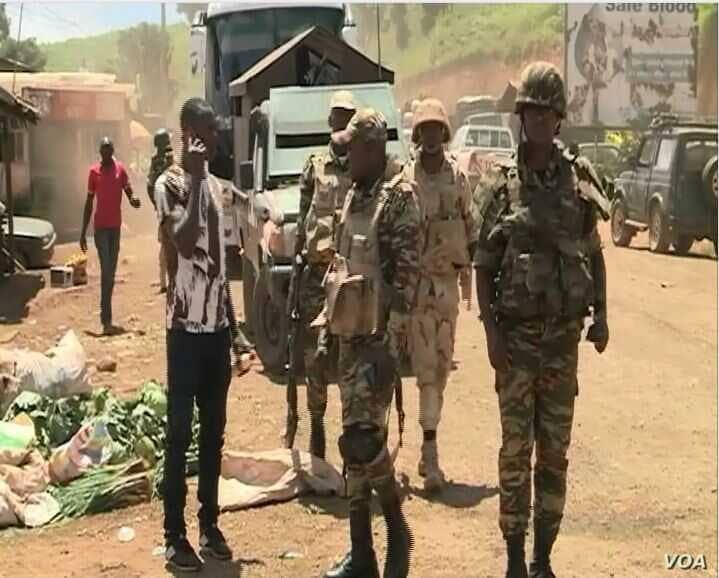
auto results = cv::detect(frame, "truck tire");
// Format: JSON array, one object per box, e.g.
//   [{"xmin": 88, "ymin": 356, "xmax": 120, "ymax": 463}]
[
  {"xmin": 702, "ymin": 157, "xmax": 717, "ymax": 205},
  {"xmin": 242, "ymin": 255, "xmax": 256, "ymax": 336},
  {"xmin": 252, "ymin": 268, "xmax": 288, "ymax": 371},
  {"xmin": 648, "ymin": 203, "xmax": 670, "ymax": 254},
  {"xmin": 610, "ymin": 198, "xmax": 633, "ymax": 247},
  {"xmin": 672, "ymin": 235, "xmax": 694, "ymax": 256}
]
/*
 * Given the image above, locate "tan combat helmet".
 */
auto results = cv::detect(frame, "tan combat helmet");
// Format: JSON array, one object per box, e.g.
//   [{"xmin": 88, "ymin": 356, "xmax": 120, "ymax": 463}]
[
  {"xmin": 514, "ymin": 61, "xmax": 566, "ymax": 118},
  {"xmin": 411, "ymin": 98, "xmax": 451, "ymax": 144},
  {"xmin": 330, "ymin": 90, "xmax": 357, "ymax": 112}
]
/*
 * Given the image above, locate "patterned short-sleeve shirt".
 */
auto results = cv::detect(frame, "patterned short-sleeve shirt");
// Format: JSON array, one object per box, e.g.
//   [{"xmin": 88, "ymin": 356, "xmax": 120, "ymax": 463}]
[{"xmin": 155, "ymin": 165, "xmax": 229, "ymax": 333}]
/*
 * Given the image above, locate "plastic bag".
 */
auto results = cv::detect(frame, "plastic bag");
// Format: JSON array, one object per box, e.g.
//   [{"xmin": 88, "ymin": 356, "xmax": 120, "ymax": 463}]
[
  {"xmin": 0, "ymin": 420, "xmax": 35, "ymax": 450},
  {"xmin": 0, "ymin": 330, "xmax": 90, "ymax": 399}
]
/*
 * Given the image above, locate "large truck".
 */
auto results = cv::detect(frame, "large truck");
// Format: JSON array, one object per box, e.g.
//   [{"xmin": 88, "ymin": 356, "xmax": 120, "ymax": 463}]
[{"xmin": 190, "ymin": 4, "xmax": 407, "ymax": 369}]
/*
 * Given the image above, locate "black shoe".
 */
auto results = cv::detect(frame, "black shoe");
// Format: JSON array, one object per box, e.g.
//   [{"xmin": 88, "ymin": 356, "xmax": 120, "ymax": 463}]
[
  {"xmin": 505, "ymin": 534, "xmax": 528, "ymax": 578},
  {"xmin": 324, "ymin": 503, "xmax": 379, "ymax": 578},
  {"xmin": 165, "ymin": 536, "xmax": 203, "ymax": 572},
  {"xmin": 199, "ymin": 525, "xmax": 233, "ymax": 561}
]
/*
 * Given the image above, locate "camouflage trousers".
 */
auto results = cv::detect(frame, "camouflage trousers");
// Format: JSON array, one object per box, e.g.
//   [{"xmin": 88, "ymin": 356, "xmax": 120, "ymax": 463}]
[
  {"xmin": 339, "ymin": 333, "xmax": 396, "ymax": 501},
  {"xmin": 298, "ymin": 263, "xmax": 329, "ymax": 418},
  {"xmin": 410, "ymin": 274, "xmax": 459, "ymax": 431},
  {"xmin": 495, "ymin": 317, "xmax": 581, "ymax": 538}
]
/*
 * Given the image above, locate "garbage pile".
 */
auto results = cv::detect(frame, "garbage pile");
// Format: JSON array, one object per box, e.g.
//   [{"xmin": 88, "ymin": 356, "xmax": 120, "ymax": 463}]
[{"xmin": 0, "ymin": 381, "xmax": 200, "ymax": 529}]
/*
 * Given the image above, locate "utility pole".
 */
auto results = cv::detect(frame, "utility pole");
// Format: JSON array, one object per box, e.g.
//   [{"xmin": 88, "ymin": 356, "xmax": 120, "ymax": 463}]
[
  {"xmin": 376, "ymin": 4, "xmax": 381, "ymax": 80},
  {"xmin": 161, "ymin": 3, "xmax": 166, "ymax": 29}
]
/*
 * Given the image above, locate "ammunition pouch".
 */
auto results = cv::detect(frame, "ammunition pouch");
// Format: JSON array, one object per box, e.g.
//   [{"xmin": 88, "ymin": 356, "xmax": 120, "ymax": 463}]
[{"xmin": 324, "ymin": 254, "xmax": 381, "ymax": 337}]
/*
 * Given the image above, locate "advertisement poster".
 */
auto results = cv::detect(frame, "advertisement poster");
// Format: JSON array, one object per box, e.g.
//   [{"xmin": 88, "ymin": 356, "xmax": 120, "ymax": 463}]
[{"xmin": 565, "ymin": 3, "xmax": 698, "ymax": 127}]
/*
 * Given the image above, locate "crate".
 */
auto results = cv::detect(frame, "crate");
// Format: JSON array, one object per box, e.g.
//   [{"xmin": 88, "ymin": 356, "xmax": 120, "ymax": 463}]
[{"xmin": 50, "ymin": 266, "xmax": 73, "ymax": 289}]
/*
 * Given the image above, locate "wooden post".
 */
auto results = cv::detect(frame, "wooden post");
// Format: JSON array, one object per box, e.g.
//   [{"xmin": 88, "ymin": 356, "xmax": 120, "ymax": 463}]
[{"xmin": 3, "ymin": 117, "xmax": 15, "ymax": 273}]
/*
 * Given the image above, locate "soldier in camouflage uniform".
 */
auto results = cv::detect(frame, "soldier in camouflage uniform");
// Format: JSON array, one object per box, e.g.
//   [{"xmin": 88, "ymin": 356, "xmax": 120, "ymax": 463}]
[
  {"xmin": 148, "ymin": 129, "xmax": 174, "ymax": 293},
  {"xmin": 401, "ymin": 98, "xmax": 474, "ymax": 493},
  {"xmin": 295, "ymin": 90, "xmax": 356, "ymax": 459},
  {"xmin": 472, "ymin": 62, "xmax": 610, "ymax": 578},
  {"xmin": 317, "ymin": 109, "xmax": 419, "ymax": 578}
]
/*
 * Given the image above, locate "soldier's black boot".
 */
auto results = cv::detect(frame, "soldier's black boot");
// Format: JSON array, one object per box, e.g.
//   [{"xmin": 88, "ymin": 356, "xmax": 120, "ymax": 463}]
[
  {"xmin": 377, "ymin": 480, "xmax": 412, "ymax": 578},
  {"xmin": 529, "ymin": 522, "xmax": 557, "ymax": 578},
  {"xmin": 324, "ymin": 503, "xmax": 379, "ymax": 578},
  {"xmin": 504, "ymin": 534, "xmax": 529, "ymax": 578},
  {"xmin": 309, "ymin": 416, "xmax": 326, "ymax": 460}
]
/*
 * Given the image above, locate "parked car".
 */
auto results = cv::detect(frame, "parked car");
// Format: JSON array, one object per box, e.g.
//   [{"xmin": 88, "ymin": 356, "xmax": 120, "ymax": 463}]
[
  {"xmin": 611, "ymin": 116, "xmax": 718, "ymax": 256},
  {"xmin": 449, "ymin": 124, "xmax": 514, "ymax": 157},
  {"xmin": 0, "ymin": 201, "xmax": 56, "ymax": 269},
  {"xmin": 577, "ymin": 142, "xmax": 622, "ymax": 199}
]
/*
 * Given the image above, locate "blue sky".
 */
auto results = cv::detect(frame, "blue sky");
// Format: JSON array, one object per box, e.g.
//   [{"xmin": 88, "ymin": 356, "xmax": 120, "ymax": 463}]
[{"xmin": 4, "ymin": 2, "xmax": 187, "ymax": 43}]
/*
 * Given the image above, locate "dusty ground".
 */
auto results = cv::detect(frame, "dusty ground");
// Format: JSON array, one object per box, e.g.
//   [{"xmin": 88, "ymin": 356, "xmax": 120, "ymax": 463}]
[{"xmin": 0, "ymin": 211, "xmax": 716, "ymax": 578}]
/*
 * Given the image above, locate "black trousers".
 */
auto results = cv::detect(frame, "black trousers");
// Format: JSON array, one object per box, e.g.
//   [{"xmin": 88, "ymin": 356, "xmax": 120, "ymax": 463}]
[{"xmin": 163, "ymin": 327, "xmax": 232, "ymax": 540}]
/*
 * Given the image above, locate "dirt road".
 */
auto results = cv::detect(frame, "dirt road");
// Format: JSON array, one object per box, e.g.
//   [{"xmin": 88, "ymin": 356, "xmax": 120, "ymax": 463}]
[{"xmin": 0, "ymin": 219, "xmax": 716, "ymax": 578}]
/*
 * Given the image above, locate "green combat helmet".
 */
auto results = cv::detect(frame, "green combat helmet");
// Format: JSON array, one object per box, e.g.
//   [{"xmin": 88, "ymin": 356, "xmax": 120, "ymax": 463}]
[
  {"xmin": 154, "ymin": 128, "xmax": 171, "ymax": 151},
  {"xmin": 514, "ymin": 61, "xmax": 566, "ymax": 118}
]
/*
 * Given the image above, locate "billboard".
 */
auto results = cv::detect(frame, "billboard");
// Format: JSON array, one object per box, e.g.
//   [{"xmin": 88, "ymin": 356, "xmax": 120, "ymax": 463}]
[{"xmin": 565, "ymin": 3, "xmax": 698, "ymax": 127}]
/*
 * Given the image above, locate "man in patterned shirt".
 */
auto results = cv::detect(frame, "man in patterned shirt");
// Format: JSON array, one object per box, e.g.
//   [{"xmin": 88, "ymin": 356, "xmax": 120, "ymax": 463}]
[{"xmin": 154, "ymin": 98, "xmax": 235, "ymax": 572}]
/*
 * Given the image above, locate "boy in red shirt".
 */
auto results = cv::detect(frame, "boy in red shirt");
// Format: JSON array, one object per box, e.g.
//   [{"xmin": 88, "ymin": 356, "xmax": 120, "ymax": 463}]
[{"xmin": 80, "ymin": 137, "xmax": 141, "ymax": 335}]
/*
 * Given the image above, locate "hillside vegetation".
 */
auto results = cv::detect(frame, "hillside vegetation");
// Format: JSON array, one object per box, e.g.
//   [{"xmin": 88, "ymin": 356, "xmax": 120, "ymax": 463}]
[
  {"xmin": 356, "ymin": 4, "xmax": 562, "ymax": 80},
  {"xmin": 40, "ymin": 22, "xmax": 200, "ymax": 110}
]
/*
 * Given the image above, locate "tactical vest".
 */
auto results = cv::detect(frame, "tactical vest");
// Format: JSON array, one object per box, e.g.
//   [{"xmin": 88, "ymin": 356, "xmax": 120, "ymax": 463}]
[
  {"xmin": 406, "ymin": 156, "xmax": 470, "ymax": 276},
  {"xmin": 323, "ymin": 177, "xmax": 394, "ymax": 337},
  {"xmin": 304, "ymin": 154, "xmax": 352, "ymax": 265},
  {"xmin": 495, "ymin": 153, "xmax": 595, "ymax": 321}
]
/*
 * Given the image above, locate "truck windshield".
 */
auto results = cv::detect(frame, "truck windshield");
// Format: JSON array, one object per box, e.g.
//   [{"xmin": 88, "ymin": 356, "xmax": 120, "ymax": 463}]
[{"xmin": 211, "ymin": 7, "xmax": 344, "ymax": 99}]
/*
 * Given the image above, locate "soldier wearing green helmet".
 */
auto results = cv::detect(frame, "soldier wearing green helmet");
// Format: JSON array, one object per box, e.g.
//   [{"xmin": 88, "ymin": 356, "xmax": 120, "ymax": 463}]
[{"xmin": 471, "ymin": 61, "xmax": 611, "ymax": 578}]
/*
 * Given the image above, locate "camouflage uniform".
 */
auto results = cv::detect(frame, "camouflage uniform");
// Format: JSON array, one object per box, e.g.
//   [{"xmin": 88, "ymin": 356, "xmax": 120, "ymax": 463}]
[
  {"xmin": 472, "ymin": 62, "xmax": 610, "ymax": 578},
  {"xmin": 295, "ymin": 91, "xmax": 356, "ymax": 459},
  {"xmin": 403, "ymin": 97, "xmax": 475, "ymax": 492},
  {"xmin": 148, "ymin": 129, "xmax": 173, "ymax": 292},
  {"xmin": 320, "ymin": 109, "xmax": 419, "ymax": 578}
]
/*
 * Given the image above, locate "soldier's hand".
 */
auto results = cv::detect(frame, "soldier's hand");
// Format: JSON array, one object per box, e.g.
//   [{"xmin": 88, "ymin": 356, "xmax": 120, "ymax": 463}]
[
  {"xmin": 79, "ymin": 235, "xmax": 88, "ymax": 253},
  {"xmin": 464, "ymin": 298, "xmax": 472, "ymax": 311},
  {"xmin": 586, "ymin": 318, "xmax": 609, "ymax": 354},
  {"xmin": 485, "ymin": 323, "xmax": 509, "ymax": 372},
  {"xmin": 129, "ymin": 196, "xmax": 141, "ymax": 209}
]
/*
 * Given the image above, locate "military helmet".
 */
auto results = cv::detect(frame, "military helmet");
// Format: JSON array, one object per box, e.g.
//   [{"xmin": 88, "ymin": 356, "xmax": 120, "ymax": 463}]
[
  {"xmin": 411, "ymin": 98, "xmax": 451, "ymax": 144},
  {"xmin": 329, "ymin": 90, "xmax": 356, "ymax": 112},
  {"xmin": 154, "ymin": 128, "xmax": 171, "ymax": 149},
  {"xmin": 514, "ymin": 61, "xmax": 566, "ymax": 118}
]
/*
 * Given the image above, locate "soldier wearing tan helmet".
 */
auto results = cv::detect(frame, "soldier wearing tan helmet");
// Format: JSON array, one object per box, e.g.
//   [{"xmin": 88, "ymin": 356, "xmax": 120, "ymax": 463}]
[
  {"xmin": 396, "ymin": 98, "xmax": 474, "ymax": 493},
  {"xmin": 471, "ymin": 62, "xmax": 610, "ymax": 578},
  {"xmin": 291, "ymin": 90, "xmax": 358, "ymax": 459}
]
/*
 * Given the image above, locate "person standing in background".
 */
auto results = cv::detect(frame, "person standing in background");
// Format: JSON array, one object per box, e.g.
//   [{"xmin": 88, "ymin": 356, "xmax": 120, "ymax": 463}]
[{"xmin": 80, "ymin": 137, "xmax": 140, "ymax": 335}]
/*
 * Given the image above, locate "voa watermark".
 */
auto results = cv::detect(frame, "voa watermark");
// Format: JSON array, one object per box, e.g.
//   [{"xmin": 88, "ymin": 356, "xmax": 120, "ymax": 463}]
[{"xmin": 665, "ymin": 553, "xmax": 708, "ymax": 571}]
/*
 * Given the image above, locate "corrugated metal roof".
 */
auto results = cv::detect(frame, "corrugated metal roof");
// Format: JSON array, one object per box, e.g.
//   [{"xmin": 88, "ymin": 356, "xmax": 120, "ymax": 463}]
[{"xmin": 229, "ymin": 25, "xmax": 393, "ymax": 97}]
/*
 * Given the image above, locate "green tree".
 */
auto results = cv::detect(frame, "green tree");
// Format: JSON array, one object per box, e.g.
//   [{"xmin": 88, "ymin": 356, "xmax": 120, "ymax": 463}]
[
  {"xmin": 117, "ymin": 23, "xmax": 175, "ymax": 118},
  {"xmin": 0, "ymin": 4, "xmax": 46, "ymax": 70}
]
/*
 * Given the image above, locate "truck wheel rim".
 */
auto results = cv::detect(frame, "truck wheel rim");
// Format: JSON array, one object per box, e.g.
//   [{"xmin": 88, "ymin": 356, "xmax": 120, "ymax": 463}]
[{"xmin": 650, "ymin": 209, "xmax": 661, "ymax": 244}]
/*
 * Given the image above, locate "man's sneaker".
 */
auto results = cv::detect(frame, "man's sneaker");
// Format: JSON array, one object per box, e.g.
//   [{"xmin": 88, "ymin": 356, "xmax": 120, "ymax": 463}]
[
  {"xmin": 199, "ymin": 525, "xmax": 233, "ymax": 561},
  {"xmin": 165, "ymin": 536, "xmax": 203, "ymax": 572}
]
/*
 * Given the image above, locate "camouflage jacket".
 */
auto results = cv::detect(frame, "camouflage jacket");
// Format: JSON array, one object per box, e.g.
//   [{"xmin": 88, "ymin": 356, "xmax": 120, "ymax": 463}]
[
  {"xmin": 297, "ymin": 145, "xmax": 352, "ymax": 262},
  {"xmin": 472, "ymin": 141, "xmax": 610, "ymax": 320},
  {"xmin": 147, "ymin": 150, "xmax": 174, "ymax": 207},
  {"xmin": 344, "ymin": 167, "xmax": 421, "ymax": 315}
]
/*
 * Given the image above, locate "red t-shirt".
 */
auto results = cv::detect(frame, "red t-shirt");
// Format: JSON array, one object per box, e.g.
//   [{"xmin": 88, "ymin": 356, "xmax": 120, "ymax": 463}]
[{"xmin": 88, "ymin": 160, "xmax": 128, "ymax": 229}]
